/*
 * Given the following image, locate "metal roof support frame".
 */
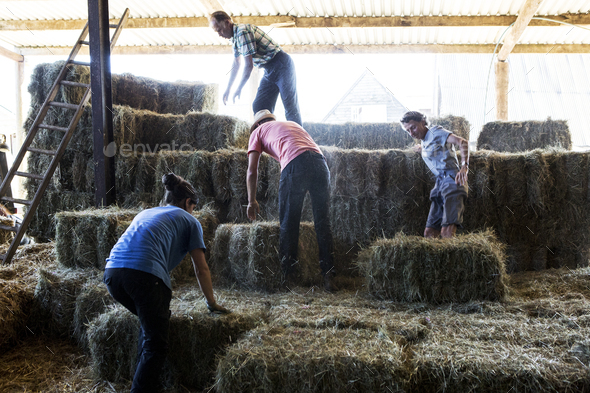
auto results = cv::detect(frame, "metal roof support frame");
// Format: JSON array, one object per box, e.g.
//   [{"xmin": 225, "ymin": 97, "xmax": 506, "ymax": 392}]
[{"xmin": 88, "ymin": 0, "xmax": 116, "ymax": 207}]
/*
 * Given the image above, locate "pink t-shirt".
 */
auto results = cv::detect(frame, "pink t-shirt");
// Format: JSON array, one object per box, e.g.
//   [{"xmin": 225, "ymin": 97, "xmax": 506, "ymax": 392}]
[{"xmin": 248, "ymin": 121, "xmax": 322, "ymax": 171}]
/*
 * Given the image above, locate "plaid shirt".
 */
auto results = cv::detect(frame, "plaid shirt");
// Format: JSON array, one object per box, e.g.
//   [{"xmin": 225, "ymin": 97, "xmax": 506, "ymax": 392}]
[{"xmin": 231, "ymin": 24, "xmax": 281, "ymax": 67}]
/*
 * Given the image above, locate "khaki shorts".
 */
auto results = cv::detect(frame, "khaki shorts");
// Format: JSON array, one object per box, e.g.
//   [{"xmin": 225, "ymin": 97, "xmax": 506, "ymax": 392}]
[{"xmin": 426, "ymin": 173, "xmax": 468, "ymax": 230}]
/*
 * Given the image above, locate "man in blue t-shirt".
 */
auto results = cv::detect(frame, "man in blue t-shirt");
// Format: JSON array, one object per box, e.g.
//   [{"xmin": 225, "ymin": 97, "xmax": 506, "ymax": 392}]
[{"xmin": 401, "ymin": 111, "xmax": 469, "ymax": 238}]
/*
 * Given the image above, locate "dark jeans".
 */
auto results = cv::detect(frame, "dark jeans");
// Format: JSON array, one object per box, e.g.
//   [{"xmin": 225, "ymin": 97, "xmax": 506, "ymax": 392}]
[
  {"xmin": 104, "ymin": 268, "xmax": 172, "ymax": 393},
  {"xmin": 279, "ymin": 150, "xmax": 334, "ymax": 278},
  {"xmin": 253, "ymin": 51, "xmax": 302, "ymax": 126}
]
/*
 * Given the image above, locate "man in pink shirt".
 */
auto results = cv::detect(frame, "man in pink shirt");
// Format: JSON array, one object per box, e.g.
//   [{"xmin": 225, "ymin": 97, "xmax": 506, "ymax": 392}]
[{"xmin": 246, "ymin": 110, "xmax": 337, "ymax": 291}]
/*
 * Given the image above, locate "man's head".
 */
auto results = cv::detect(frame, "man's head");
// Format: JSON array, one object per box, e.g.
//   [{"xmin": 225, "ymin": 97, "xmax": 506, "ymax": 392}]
[
  {"xmin": 210, "ymin": 11, "xmax": 234, "ymax": 39},
  {"xmin": 400, "ymin": 111, "xmax": 429, "ymax": 140},
  {"xmin": 251, "ymin": 109, "xmax": 277, "ymax": 133}
]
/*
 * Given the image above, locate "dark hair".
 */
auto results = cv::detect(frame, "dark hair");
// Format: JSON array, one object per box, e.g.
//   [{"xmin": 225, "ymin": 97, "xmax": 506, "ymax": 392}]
[
  {"xmin": 400, "ymin": 111, "xmax": 427, "ymax": 124},
  {"xmin": 210, "ymin": 11, "xmax": 232, "ymax": 22},
  {"xmin": 162, "ymin": 173, "xmax": 198, "ymax": 207}
]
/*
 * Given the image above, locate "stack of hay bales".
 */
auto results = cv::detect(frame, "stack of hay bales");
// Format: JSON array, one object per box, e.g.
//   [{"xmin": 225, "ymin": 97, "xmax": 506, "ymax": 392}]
[
  {"xmin": 24, "ymin": 61, "xmax": 249, "ymax": 240},
  {"xmin": 357, "ymin": 232, "xmax": 508, "ymax": 303},
  {"xmin": 209, "ymin": 222, "xmax": 322, "ymax": 291},
  {"xmin": 477, "ymin": 118, "xmax": 572, "ymax": 152},
  {"xmin": 303, "ymin": 114, "xmax": 470, "ymax": 149}
]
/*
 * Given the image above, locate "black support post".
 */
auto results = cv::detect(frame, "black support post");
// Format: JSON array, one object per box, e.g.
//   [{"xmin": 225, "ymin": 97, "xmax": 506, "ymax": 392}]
[{"xmin": 88, "ymin": 0, "xmax": 116, "ymax": 206}]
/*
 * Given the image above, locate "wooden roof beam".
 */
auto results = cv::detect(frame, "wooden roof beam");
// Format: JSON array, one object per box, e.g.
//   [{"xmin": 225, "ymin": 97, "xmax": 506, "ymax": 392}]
[
  {"xmin": 18, "ymin": 43, "xmax": 590, "ymax": 56},
  {"xmin": 498, "ymin": 0, "xmax": 544, "ymax": 61},
  {"xmin": 2, "ymin": 13, "xmax": 590, "ymax": 31},
  {"xmin": 0, "ymin": 45, "xmax": 23, "ymax": 62}
]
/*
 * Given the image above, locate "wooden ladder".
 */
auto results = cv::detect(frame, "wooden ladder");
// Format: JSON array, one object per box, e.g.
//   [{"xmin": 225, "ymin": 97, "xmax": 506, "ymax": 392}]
[{"xmin": 0, "ymin": 8, "xmax": 130, "ymax": 265}]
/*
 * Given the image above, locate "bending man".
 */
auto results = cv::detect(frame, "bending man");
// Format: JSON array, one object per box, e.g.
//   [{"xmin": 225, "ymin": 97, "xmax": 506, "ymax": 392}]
[
  {"xmin": 401, "ymin": 111, "xmax": 469, "ymax": 238},
  {"xmin": 246, "ymin": 110, "xmax": 336, "ymax": 291},
  {"xmin": 209, "ymin": 11, "xmax": 302, "ymax": 125}
]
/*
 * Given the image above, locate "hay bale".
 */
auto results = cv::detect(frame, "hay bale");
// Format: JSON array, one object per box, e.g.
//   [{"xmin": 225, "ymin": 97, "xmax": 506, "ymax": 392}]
[
  {"xmin": 303, "ymin": 115, "xmax": 469, "ymax": 150},
  {"xmin": 88, "ymin": 289, "xmax": 267, "ymax": 389},
  {"xmin": 31, "ymin": 268, "xmax": 101, "ymax": 337},
  {"xmin": 410, "ymin": 313, "xmax": 590, "ymax": 392},
  {"xmin": 215, "ymin": 326, "xmax": 408, "ymax": 393},
  {"xmin": 477, "ymin": 118, "xmax": 572, "ymax": 152},
  {"xmin": 358, "ymin": 231, "xmax": 508, "ymax": 303},
  {"xmin": 55, "ymin": 207, "xmax": 141, "ymax": 269},
  {"xmin": 0, "ymin": 216, "xmax": 15, "ymax": 245},
  {"xmin": 27, "ymin": 191, "xmax": 94, "ymax": 242},
  {"xmin": 73, "ymin": 283, "xmax": 114, "ymax": 352},
  {"xmin": 209, "ymin": 222, "xmax": 322, "ymax": 291},
  {"xmin": 27, "ymin": 62, "xmax": 218, "ymax": 116},
  {"xmin": 0, "ymin": 280, "xmax": 33, "ymax": 349}
]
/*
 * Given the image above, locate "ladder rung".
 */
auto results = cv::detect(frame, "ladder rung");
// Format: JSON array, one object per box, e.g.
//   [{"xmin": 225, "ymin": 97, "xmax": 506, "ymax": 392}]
[
  {"xmin": 109, "ymin": 24, "xmax": 119, "ymax": 28},
  {"xmin": 69, "ymin": 60, "xmax": 90, "ymax": 67},
  {"xmin": 15, "ymin": 171, "xmax": 44, "ymax": 180},
  {"xmin": 49, "ymin": 101, "xmax": 79, "ymax": 110},
  {"xmin": 0, "ymin": 197, "xmax": 32, "ymax": 206},
  {"xmin": 80, "ymin": 40, "xmax": 90, "ymax": 45},
  {"xmin": 0, "ymin": 225, "xmax": 17, "ymax": 232},
  {"xmin": 38, "ymin": 124, "xmax": 69, "ymax": 132},
  {"xmin": 60, "ymin": 80, "xmax": 90, "ymax": 88},
  {"xmin": 28, "ymin": 147, "xmax": 58, "ymax": 155}
]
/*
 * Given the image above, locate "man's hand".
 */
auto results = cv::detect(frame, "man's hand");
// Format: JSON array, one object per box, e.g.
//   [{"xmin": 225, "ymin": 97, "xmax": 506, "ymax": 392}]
[
  {"xmin": 222, "ymin": 89, "xmax": 230, "ymax": 105},
  {"xmin": 206, "ymin": 301, "xmax": 231, "ymax": 314},
  {"xmin": 232, "ymin": 88, "xmax": 242, "ymax": 104},
  {"xmin": 412, "ymin": 144, "xmax": 422, "ymax": 154},
  {"xmin": 456, "ymin": 165, "xmax": 468, "ymax": 186},
  {"xmin": 247, "ymin": 200, "xmax": 260, "ymax": 221}
]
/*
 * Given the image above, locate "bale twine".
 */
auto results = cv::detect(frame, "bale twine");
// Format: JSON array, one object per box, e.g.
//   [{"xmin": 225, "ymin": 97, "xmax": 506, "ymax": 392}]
[
  {"xmin": 215, "ymin": 326, "xmax": 408, "ymax": 393},
  {"xmin": 209, "ymin": 222, "xmax": 322, "ymax": 291},
  {"xmin": 477, "ymin": 119, "xmax": 572, "ymax": 152},
  {"xmin": 357, "ymin": 231, "xmax": 508, "ymax": 303}
]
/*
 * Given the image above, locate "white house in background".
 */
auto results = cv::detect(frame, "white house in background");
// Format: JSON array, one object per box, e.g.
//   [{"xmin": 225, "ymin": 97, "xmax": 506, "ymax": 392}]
[{"xmin": 322, "ymin": 69, "xmax": 409, "ymax": 124}]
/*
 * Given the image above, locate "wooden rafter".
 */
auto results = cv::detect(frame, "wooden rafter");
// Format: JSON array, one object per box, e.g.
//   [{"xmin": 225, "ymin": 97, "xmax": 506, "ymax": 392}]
[
  {"xmin": 0, "ymin": 46, "xmax": 23, "ymax": 62},
  {"xmin": 498, "ymin": 0, "xmax": 545, "ymax": 61},
  {"xmin": 1, "ymin": 13, "xmax": 589, "ymax": 31},
  {"xmin": 18, "ymin": 43, "xmax": 590, "ymax": 56}
]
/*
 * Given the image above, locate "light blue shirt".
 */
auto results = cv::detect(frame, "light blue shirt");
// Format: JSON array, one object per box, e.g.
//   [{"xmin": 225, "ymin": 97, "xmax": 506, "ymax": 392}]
[
  {"xmin": 105, "ymin": 205, "xmax": 205, "ymax": 289},
  {"xmin": 421, "ymin": 125, "xmax": 460, "ymax": 177}
]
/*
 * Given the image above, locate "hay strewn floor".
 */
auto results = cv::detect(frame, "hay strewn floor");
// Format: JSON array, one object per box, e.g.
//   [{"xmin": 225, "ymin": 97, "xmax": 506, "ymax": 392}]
[{"xmin": 2, "ymin": 244, "xmax": 590, "ymax": 392}]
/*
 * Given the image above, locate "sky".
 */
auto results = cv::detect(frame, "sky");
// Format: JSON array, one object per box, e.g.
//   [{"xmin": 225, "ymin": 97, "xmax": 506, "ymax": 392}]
[{"xmin": 0, "ymin": 52, "xmax": 436, "ymax": 136}]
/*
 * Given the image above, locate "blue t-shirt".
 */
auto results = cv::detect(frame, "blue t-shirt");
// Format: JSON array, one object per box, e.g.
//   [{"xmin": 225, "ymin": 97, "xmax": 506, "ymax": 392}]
[
  {"xmin": 105, "ymin": 205, "xmax": 206, "ymax": 289},
  {"xmin": 421, "ymin": 125, "xmax": 460, "ymax": 177}
]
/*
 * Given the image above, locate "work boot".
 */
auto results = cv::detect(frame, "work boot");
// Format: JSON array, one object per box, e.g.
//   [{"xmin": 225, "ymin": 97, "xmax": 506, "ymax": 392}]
[{"xmin": 323, "ymin": 271, "xmax": 339, "ymax": 293}]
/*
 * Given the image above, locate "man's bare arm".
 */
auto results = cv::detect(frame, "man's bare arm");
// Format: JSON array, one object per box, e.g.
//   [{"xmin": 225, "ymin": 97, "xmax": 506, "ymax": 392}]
[
  {"xmin": 224, "ymin": 56, "xmax": 242, "ymax": 105},
  {"xmin": 447, "ymin": 134, "xmax": 469, "ymax": 185},
  {"xmin": 232, "ymin": 55, "xmax": 254, "ymax": 103},
  {"xmin": 246, "ymin": 151, "xmax": 261, "ymax": 220}
]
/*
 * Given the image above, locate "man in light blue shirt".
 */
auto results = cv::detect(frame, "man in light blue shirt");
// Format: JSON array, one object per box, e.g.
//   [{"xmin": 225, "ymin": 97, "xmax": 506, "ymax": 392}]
[{"xmin": 401, "ymin": 111, "xmax": 469, "ymax": 238}]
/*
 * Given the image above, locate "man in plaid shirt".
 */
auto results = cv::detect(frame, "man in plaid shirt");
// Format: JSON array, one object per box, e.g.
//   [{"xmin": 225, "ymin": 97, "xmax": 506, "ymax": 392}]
[{"xmin": 210, "ymin": 11, "xmax": 302, "ymax": 126}]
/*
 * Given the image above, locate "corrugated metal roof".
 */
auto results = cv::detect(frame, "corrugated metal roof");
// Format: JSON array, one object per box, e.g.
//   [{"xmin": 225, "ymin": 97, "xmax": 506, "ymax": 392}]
[
  {"xmin": 0, "ymin": 0, "xmax": 589, "ymax": 50},
  {"xmin": 436, "ymin": 53, "xmax": 590, "ymax": 147},
  {"xmin": 1, "ymin": 0, "xmax": 589, "ymax": 21}
]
